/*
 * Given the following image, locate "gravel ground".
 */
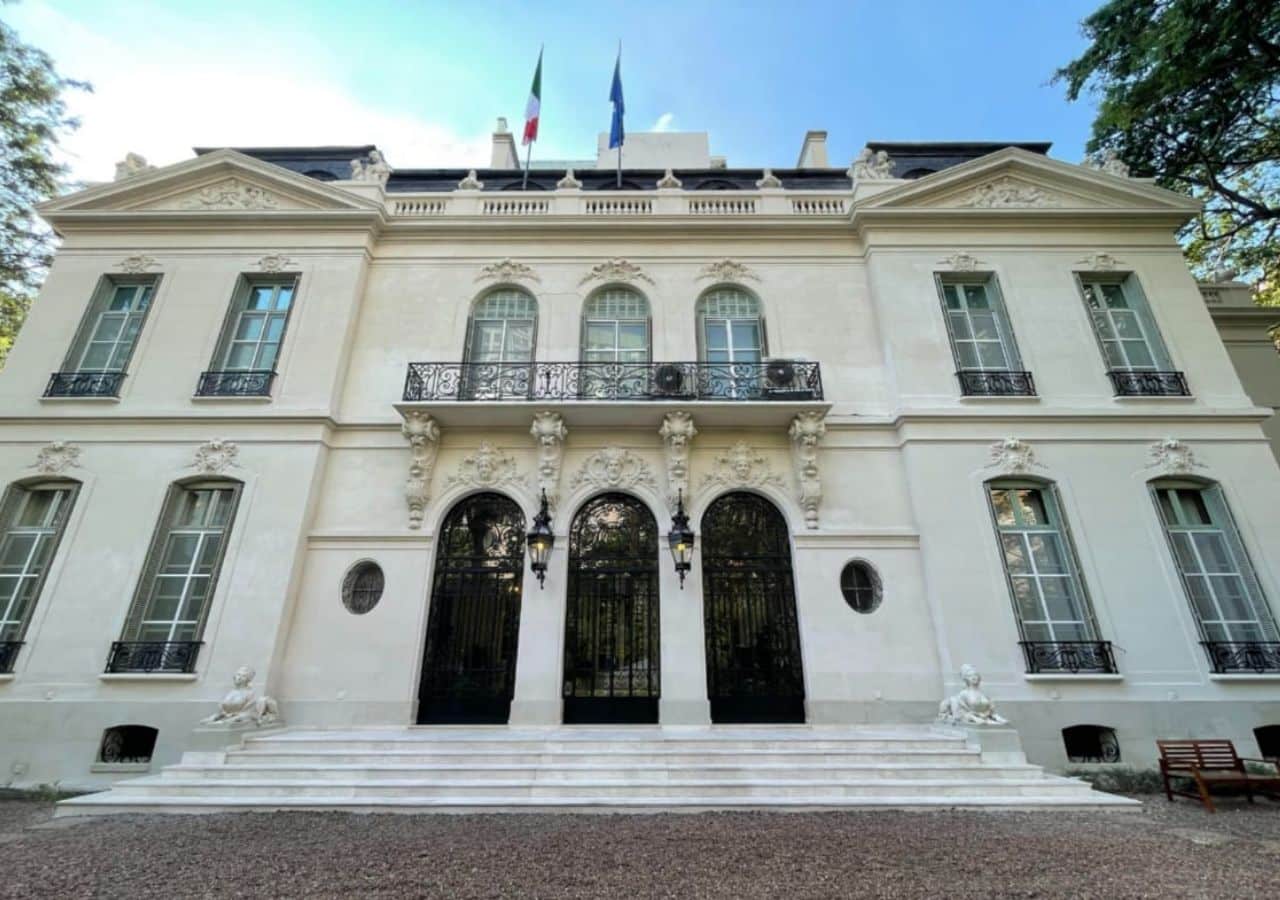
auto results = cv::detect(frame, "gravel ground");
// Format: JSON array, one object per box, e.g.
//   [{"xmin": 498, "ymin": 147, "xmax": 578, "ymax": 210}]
[{"xmin": 1, "ymin": 797, "xmax": 1279, "ymax": 899}]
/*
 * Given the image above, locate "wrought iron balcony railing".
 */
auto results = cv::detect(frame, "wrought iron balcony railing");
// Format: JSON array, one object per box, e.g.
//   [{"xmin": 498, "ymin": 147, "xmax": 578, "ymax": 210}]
[
  {"xmin": 957, "ymin": 370, "xmax": 1036, "ymax": 397},
  {"xmin": 0, "ymin": 641, "xmax": 22, "ymax": 674},
  {"xmin": 105, "ymin": 640, "xmax": 202, "ymax": 674},
  {"xmin": 1107, "ymin": 369, "xmax": 1190, "ymax": 397},
  {"xmin": 195, "ymin": 370, "xmax": 276, "ymax": 397},
  {"xmin": 1201, "ymin": 641, "xmax": 1280, "ymax": 674},
  {"xmin": 403, "ymin": 360, "xmax": 824, "ymax": 403},
  {"xmin": 44, "ymin": 371, "xmax": 125, "ymax": 398},
  {"xmin": 1020, "ymin": 640, "xmax": 1118, "ymax": 674}
]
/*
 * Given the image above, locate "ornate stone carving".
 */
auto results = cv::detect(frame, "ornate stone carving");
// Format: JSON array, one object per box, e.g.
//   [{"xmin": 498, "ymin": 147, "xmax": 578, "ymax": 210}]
[
  {"xmin": 1146, "ymin": 438, "xmax": 1206, "ymax": 476},
  {"xmin": 180, "ymin": 179, "xmax": 282, "ymax": 210},
  {"xmin": 116, "ymin": 254, "xmax": 158, "ymax": 274},
  {"xmin": 957, "ymin": 177, "xmax": 1062, "ymax": 209},
  {"xmin": 578, "ymin": 259, "xmax": 655, "ymax": 287},
  {"xmin": 401, "ymin": 411, "xmax": 440, "ymax": 530},
  {"xmin": 530, "ymin": 412, "xmax": 568, "ymax": 507},
  {"xmin": 256, "ymin": 253, "xmax": 295, "ymax": 273},
  {"xmin": 114, "ymin": 153, "xmax": 155, "ymax": 181},
  {"xmin": 446, "ymin": 441, "xmax": 523, "ymax": 491},
  {"xmin": 201, "ymin": 666, "xmax": 280, "ymax": 727},
  {"xmin": 189, "ymin": 439, "xmax": 240, "ymax": 475},
  {"xmin": 849, "ymin": 148, "xmax": 893, "ymax": 181},
  {"xmin": 659, "ymin": 412, "xmax": 697, "ymax": 507},
  {"xmin": 557, "ymin": 168, "xmax": 583, "ymax": 189},
  {"xmin": 936, "ymin": 252, "xmax": 985, "ymax": 272},
  {"xmin": 755, "ymin": 168, "xmax": 783, "ymax": 189},
  {"xmin": 476, "ymin": 259, "xmax": 541, "ymax": 284},
  {"xmin": 656, "ymin": 168, "xmax": 683, "ymax": 189},
  {"xmin": 31, "ymin": 441, "xmax": 81, "ymax": 475},
  {"xmin": 1085, "ymin": 149, "xmax": 1130, "ymax": 178},
  {"xmin": 789, "ymin": 412, "xmax": 826, "ymax": 529},
  {"xmin": 698, "ymin": 441, "xmax": 784, "ymax": 494},
  {"xmin": 570, "ymin": 446, "xmax": 657, "ymax": 493},
  {"xmin": 1076, "ymin": 252, "xmax": 1122, "ymax": 272},
  {"xmin": 985, "ymin": 438, "xmax": 1042, "ymax": 475},
  {"xmin": 349, "ymin": 149, "xmax": 391, "ymax": 185},
  {"xmin": 697, "ymin": 258, "xmax": 761, "ymax": 283},
  {"xmin": 457, "ymin": 169, "xmax": 485, "ymax": 190},
  {"xmin": 938, "ymin": 664, "xmax": 1008, "ymax": 726}
]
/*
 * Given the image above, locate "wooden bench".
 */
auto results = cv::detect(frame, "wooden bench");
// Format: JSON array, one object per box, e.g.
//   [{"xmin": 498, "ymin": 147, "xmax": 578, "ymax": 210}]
[{"xmin": 1157, "ymin": 739, "xmax": 1280, "ymax": 813}]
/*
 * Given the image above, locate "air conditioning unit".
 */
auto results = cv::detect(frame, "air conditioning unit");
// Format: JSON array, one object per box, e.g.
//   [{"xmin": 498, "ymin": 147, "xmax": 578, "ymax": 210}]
[
  {"xmin": 652, "ymin": 363, "xmax": 687, "ymax": 397},
  {"xmin": 762, "ymin": 358, "xmax": 815, "ymax": 399}
]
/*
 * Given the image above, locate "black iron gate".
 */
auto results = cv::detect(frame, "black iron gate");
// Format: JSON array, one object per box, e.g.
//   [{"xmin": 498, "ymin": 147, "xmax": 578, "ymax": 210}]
[
  {"xmin": 701, "ymin": 492, "xmax": 805, "ymax": 723},
  {"xmin": 417, "ymin": 493, "xmax": 525, "ymax": 724},
  {"xmin": 563, "ymin": 493, "xmax": 660, "ymax": 723}
]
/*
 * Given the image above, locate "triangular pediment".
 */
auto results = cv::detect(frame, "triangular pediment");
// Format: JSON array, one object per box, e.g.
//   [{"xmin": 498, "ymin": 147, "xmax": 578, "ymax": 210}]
[
  {"xmin": 40, "ymin": 149, "xmax": 380, "ymax": 216},
  {"xmin": 859, "ymin": 148, "xmax": 1199, "ymax": 215}
]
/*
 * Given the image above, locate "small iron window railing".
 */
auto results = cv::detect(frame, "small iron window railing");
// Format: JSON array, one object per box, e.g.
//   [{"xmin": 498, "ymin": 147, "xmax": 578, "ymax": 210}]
[
  {"xmin": 104, "ymin": 641, "xmax": 203, "ymax": 674},
  {"xmin": 1107, "ymin": 370, "xmax": 1190, "ymax": 397},
  {"xmin": 195, "ymin": 370, "xmax": 276, "ymax": 397},
  {"xmin": 956, "ymin": 370, "xmax": 1036, "ymax": 397},
  {"xmin": 1201, "ymin": 641, "xmax": 1280, "ymax": 674},
  {"xmin": 44, "ymin": 371, "xmax": 125, "ymax": 398},
  {"xmin": 1019, "ymin": 640, "xmax": 1118, "ymax": 674}
]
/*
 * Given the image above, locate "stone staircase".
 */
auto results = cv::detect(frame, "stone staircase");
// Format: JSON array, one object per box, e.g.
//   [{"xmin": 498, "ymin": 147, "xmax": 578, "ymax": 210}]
[{"xmin": 56, "ymin": 725, "xmax": 1135, "ymax": 816}]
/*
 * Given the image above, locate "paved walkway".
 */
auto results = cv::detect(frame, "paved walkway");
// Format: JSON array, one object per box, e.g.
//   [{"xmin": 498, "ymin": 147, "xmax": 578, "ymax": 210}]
[{"xmin": 2, "ymin": 796, "xmax": 1279, "ymax": 898}]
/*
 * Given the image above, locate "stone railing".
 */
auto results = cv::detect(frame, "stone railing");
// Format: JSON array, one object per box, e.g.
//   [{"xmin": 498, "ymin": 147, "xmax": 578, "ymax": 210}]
[{"xmin": 385, "ymin": 191, "xmax": 850, "ymax": 219}]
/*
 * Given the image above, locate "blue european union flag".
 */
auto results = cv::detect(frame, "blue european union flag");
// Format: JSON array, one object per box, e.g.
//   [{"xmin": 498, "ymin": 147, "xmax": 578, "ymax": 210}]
[{"xmin": 609, "ymin": 53, "xmax": 625, "ymax": 150}]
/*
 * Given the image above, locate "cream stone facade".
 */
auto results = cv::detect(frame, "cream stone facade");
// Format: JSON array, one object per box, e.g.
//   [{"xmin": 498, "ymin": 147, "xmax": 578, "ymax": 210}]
[{"xmin": 3, "ymin": 133, "xmax": 1280, "ymax": 792}]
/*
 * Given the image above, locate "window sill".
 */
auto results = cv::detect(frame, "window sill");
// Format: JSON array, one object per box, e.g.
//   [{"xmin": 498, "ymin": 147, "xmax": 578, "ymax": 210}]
[
  {"xmin": 39, "ymin": 395, "xmax": 121, "ymax": 403},
  {"xmin": 1023, "ymin": 674, "xmax": 1124, "ymax": 683},
  {"xmin": 98, "ymin": 673, "xmax": 198, "ymax": 683},
  {"xmin": 0, "ymin": 674, "xmax": 13, "ymax": 684},
  {"xmin": 190, "ymin": 395, "xmax": 273, "ymax": 403},
  {"xmin": 958, "ymin": 395, "xmax": 1041, "ymax": 403},
  {"xmin": 1208, "ymin": 673, "xmax": 1280, "ymax": 682},
  {"xmin": 1112, "ymin": 395, "xmax": 1195, "ymax": 403},
  {"xmin": 90, "ymin": 762, "xmax": 151, "ymax": 774}
]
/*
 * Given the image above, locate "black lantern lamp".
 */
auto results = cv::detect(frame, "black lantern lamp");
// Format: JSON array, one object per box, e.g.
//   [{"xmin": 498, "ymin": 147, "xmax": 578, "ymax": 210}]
[
  {"xmin": 668, "ymin": 489, "xmax": 695, "ymax": 588},
  {"xmin": 527, "ymin": 490, "xmax": 555, "ymax": 588}
]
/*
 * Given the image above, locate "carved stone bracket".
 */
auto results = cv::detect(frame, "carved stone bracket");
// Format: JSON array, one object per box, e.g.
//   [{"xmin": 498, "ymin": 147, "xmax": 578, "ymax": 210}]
[
  {"xmin": 189, "ymin": 439, "xmax": 240, "ymax": 475},
  {"xmin": 659, "ymin": 412, "xmax": 697, "ymax": 507},
  {"xmin": 402, "ymin": 412, "xmax": 440, "ymax": 530},
  {"xmin": 697, "ymin": 259, "xmax": 761, "ymax": 283},
  {"xmin": 1146, "ymin": 438, "xmax": 1206, "ymax": 476},
  {"xmin": 445, "ymin": 441, "xmax": 523, "ymax": 492},
  {"xmin": 936, "ymin": 252, "xmax": 985, "ymax": 272},
  {"xmin": 985, "ymin": 438, "xmax": 1043, "ymax": 475},
  {"xmin": 578, "ymin": 259, "xmax": 655, "ymax": 287},
  {"xmin": 530, "ymin": 411, "xmax": 568, "ymax": 508},
  {"xmin": 789, "ymin": 412, "xmax": 826, "ymax": 529},
  {"xmin": 957, "ymin": 177, "xmax": 1062, "ymax": 209},
  {"xmin": 31, "ymin": 441, "xmax": 82, "ymax": 475},
  {"xmin": 117, "ymin": 255, "xmax": 159, "ymax": 274},
  {"xmin": 698, "ymin": 441, "xmax": 784, "ymax": 495},
  {"xmin": 570, "ymin": 446, "xmax": 658, "ymax": 493},
  {"xmin": 476, "ymin": 259, "xmax": 541, "ymax": 284}
]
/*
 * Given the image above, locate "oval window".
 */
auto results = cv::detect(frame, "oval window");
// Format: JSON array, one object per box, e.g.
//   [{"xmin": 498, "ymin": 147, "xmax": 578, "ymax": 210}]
[
  {"xmin": 342, "ymin": 561, "xmax": 385, "ymax": 614},
  {"xmin": 840, "ymin": 561, "xmax": 881, "ymax": 613}
]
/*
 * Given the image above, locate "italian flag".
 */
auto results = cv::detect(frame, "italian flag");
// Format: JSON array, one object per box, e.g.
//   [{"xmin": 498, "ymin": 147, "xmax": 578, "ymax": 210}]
[{"xmin": 522, "ymin": 49, "xmax": 543, "ymax": 145}]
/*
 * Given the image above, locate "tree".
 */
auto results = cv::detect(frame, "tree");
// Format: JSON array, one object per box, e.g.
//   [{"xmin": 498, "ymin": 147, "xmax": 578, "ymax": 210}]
[
  {"xmin": 1057, "ymin": 0, "xmax": 1280, "ymax": 303},
  {"xmin": 0, "ymin": 10, "xmax": 85, "ymax": 367}
]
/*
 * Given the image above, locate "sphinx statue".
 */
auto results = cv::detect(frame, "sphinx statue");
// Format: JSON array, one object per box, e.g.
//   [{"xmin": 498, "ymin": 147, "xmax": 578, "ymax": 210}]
[
  {"xmin": 937, "ymin": 664, "xmax": 1008, "ymax": 726},
  {"xmin": 201, "ymin": 665, "xmax": 280, "ymax": 727}
]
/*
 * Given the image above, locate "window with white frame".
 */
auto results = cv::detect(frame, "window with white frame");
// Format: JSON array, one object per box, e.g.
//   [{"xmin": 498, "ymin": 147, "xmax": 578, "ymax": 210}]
[
  {"xmin": 697, "ymin": 288, "xmax": 764, "ymax": 364},
  {"xmin": 936, "ymin": 275, "xmax": 1022, "ymax": 371},
  {"xmin": 1152, "ymin": 482, "xmax": 1279, "ymax": 644},
  {"xmin": 465, "ymin": 289, "xmax": 537, "ymax": 365},
  {"xmin": 987, "ymin": 482, "xmax": 1099, "ymax": 643},
  {"xmin": 63, "ymin": 279, "xmax": 157, "ymax": 373},
  {"xmin": 582, "ymin": 288, "xmax": 650, "ymax": 363},
  {"xmin": 121, "ymin": 482, "xmax": 240, "ymax": 645},
  {"xmin": 1078, "ymin": 274, "xmax": 1172, "ymax": 371},
  {"xmin": 0, "ymin": 482, "xmax": 77, "ymax": 648},
  {"xmin": 212, "ymin": 279, "xmax": 296, "ymax": 372}
]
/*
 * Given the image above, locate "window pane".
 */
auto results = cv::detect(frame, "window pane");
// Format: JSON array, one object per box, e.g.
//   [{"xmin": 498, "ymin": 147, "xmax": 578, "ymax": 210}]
[
  {"xmin": 969, "ymin": 312, "xmax": 1000, "ymax": 340},
  {"xmin": 956, "ymin": 342, "xmax": 980, "ymax": 369},
  {"xmin": 1122, "ymin": 340, "xmax": 1154, "ymax": 369},
  {"xmin": 584, "ymin": 323, "xmax": 614, "ymax": 350},
  {"xmin": 80, "ymin": 344, "xmax": 112, "ymax": 370},
  {"xmin": 1181, "ymin": 490, "xmax": 1212, "ymax": 525},
  {"xmin": 618, "ymin": 323, "xmax": 647, "ymax": 350},
  {"xmin": 990, "ymin": 489, "xmax": 1015, "ymax": 526},
  {"xmin": 1002, "ymin": 535, "xmax": 1029, "ymax": 573},
  {"xmin": 274, "ymin": 286, "xmax": 294, "ymax": 310},
  {"xmin": 225, "ymin": 343, "xmax": 255, "ymax": 369},
  {"xmin": 1111, "ymin": 311, "xmax": 1143, "ymax": 340},
  {"xmin": 109, "ymin": 286, "xmax": 138, "ymax": 311},
  {"xmin": 91, "ymin": 316, "xmax": 125, "ymax": 343},
  {"xmin": 248, "ymin": 287, "xmax": 275, "ymax": 310},
  {"xmin": 1193, "ymin": 533, "xmax": 1234, "ymax": 573},
  {"xmin": 1101, "ymin": 341, "xmax": 1126, "ymax": 369},
  {"xmin": 235, "ymin": 315, "xmax": 264, "ymax": 341},
  {"xmin": 1170, "ymin": 532, "xmax": 1200, "ymax": 572},
  {"xmin": 1100, "ymin": 284, "xmax": 1128, "ymax": 309},
  {"xmin": 704, "ymin": 322, "xmax": 728, "ymax": 350},
  {"xmin": 505, "ymin": 323, "xmax": 534, "ymax": 357},
  {"xmin": 1185, "ymin": 575, "xmax": 1218, "ymax": 621},
  {"xmin": 1210, "ymin": 576, "xmax": 1252, "ymax": 621},
  {"xmin": 731, "ymin": 320, "xmax": 761, "ymax": 349},
  {"xmin": 1011, "ymin": 577, "xmax": 1043, "ymax": 622},
  {"xmin": 1015, "ymin": 490, "xmax": 1048, "ymax": 525},
  {"xmin": 257, "ymin": 344, "xmax": 279, "ymax": 370},
  {"xmin": 943, "ymin": 284, "xmax": 961, "ymax": 310},
  {"xmin": 948, "ymin": 312, "xmax": 972, "ymax": 340},
  {"xmin": 977, "ymin": 342, "xmax": 1008, "ymax": 369},
  {"xmin": 963, "ymin": 284, "xmax": 990, "ymax": 310},
  {"xmin": 1029, "ymin": 534, "xmax": 1068, "ymax": 574},
  {"xmin": 1039, "ymin": 577, "xmax": 1080, "ymax": 621},
  {"xmin": 0, "ymin": 535, "xmax": 37, "ymax": 573}
]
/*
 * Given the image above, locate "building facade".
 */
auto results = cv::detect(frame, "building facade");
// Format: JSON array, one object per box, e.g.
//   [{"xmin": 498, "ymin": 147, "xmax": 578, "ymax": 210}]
[
  {"xmin": 1202, "ymin": 279, "xmax": 1280, "ymax": 464},
  {"xmin": 3, "ymin": 130, "xmax": 1280, "ymax": 788}
]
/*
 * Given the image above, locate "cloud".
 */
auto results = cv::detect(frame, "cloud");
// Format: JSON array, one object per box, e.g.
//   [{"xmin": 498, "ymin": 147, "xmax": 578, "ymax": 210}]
[
  {"xmin": 651, "ymin": 112, "xmax": 676, "ymax": 133},
  {"xmin": 12, "ymin": 2, "xmax": 492, "ymax": 185}
]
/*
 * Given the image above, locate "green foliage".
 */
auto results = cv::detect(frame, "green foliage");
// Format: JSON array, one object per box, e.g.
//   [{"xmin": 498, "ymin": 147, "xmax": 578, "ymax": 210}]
[
  {"xmin": 1065, "ymin": 764, "xmax": 1165, "ymax": 794},
  {"xmin": 0, "ymin": 8, "xmax": 86, "ymax": 367},
  {"xmin": 1057, "ymin": 0, "xmax": 1280, "ymax": 301}
]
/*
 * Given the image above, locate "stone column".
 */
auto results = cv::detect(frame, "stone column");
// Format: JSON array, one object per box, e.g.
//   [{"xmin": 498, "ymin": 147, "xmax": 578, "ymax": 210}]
[
  {"xmin": 508, "ymin": 534, "xmax": 567, "ymax": 726},
  {"xmin": 659, "ymin": 535, "xmax": 711, "ymax": 725}
]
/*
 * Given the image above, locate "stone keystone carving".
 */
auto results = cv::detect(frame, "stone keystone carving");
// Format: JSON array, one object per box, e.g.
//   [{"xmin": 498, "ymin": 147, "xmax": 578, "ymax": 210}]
[
  {"xmin": 570, "ymin": 446, "xmax": 657, "ymax": 493},
  {"xmin": 180, "ymin": 179, "xmax": 281, "ymax": 210},
  {"xmin": 657, "ymin": 168, "xmax": 683, "ymax": 189},
  {"xmin": 349, "ymin": 149, "xmax": 392, "ymax": 185},
  {"xmin": 457, "ymin": 170, "xmax": 485, "ymax": 190},
  {"xmin": 697, "ymin": 259, "xmax": 761, "ymax": 283},
  {"xmin": 849, "ymin": 148, "xmax": 893, "ymax": 181},
  {"xmin": 578, "ymin": 259, "xmax": 655, "ymax": 287},
  {"xmin": 530, "ymin": 412, "xmax": 568, "ymax": 508},
  {"xmin": 957, "ymin": 177, "xmax": 1062, "ymax": 209},
  {"xmin": 201, "ymin": 666, "xmax": 280, "ymax": 727},
  {"xmin": 117, "ymin": 255, "xmax": 158, "ymax": 274},
  {"xmin": 476, "ymin": 259, "xmax": 541, "ymax": 284},
  {"xmin": 31, "ymin": 441, "xmax": 81, "ymax": 475},
  {"xmin": 189, "ymin": 439, "xmax": 240, "ymax": 475},
  {"xmin": 446, "ymin": 441, "xmax": 523, "ymax": 491},
  {"xmin": 755, "ymin": 168, "xmax": 783, "ymax": 189},
  {"xmin": 789, "ymin": 412, "xmax": 826, "ymax": 529},
  {"xmin": 1085, "ymin": 148, "xmax": 1130, "ymax": 178},
  {"xmin": 659, "ymin": 412, "xmax": 698, "ymax": 508},
  {"xmin": 985, "ymin": 438, "xmax": 1042, "ymax": 475},
  {"xmin": 1146, "ymin": 438, "xmax": 1206, "ymax": 476},
  {"xmin": 938, "ymin": 664, "xmax": 1008, "ymax": 726},
  {"xmin": 114, "ymin": 153, "xmax": 155, "ymax": 181},
  {"xmin": 256, "ymin": 253, "xmax": 295, "ymax": 273},
  {"xmin": 936, "ymin": 252, "xmax": 985, "ymax": 272},
  {"xmin": 698, "ymin": 441, "xmax": 784, "ymax": 495},
  {"xmin": 556, "ymin": 169, "xmax": 583, "ymax": 189},
  {"xmin": 1076, "ymin": 252, "xmax": 1123, "ymax": 272},
  {"xmin": 401, "ymin": 411, "xmax": 440, "ymax": 530}
]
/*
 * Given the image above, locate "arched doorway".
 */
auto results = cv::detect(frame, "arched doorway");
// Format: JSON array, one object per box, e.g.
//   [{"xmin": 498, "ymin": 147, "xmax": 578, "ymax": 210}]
[
  {"xmin": 701, "ymin": 492, "xmax": 805, "ymax": 723},
  {"xmin": 563, "ymin": 493, "xmax": 660, "ymax": 723},
  {"xmin": 417, "ymin": 493, "xmax": 525, "ymax": 724}
]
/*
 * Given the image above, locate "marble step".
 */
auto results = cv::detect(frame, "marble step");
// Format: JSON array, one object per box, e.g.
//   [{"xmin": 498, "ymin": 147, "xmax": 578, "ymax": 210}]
[
  {"xmin": 227, "ymin": 749, "xmax": 986, "ymax": 767},
  {"xmin": 241, "ymin": 737, "xmax": 970, "ymax": 754}
]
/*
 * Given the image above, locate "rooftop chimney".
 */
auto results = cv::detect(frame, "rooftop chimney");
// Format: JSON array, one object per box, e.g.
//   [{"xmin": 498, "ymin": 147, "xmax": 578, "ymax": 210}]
[
  {"xmin": 796, "ymin": 130, "xmax": 829, "ymax": 168},
  {"xmin": 491, "ymin": 117, "xmax": 519, "ymax": 169}
]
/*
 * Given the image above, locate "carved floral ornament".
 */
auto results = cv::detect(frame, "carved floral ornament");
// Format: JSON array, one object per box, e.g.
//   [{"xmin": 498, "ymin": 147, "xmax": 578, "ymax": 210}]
[
  {"xmin": 476, "ymin": 259, "xmax": 541, "ymax": 284},
  {"xmin": 530, "ymin": 411, "xmax": 568, "ymax": 507},
  {"xmin": 698, "ymin": 441, "xmax": 784, "ymax": 495},
  {"xmin": 445, "ymin": 442, "xmax": 524, "ymax": 491},
  {"xmin": 189, "ymin": 439, "xmax": 241, "ymax": 475},
  {"xmin": 659, "ymin": 411, "xmax": 697, "ymax": 507},
  {"xmin": 31, "ymin": 441, "xmax": 82, "ymax": 475},
  {"xmin": 401, "ymin": 411, "xmax": 440, "ymax": 530},
  {"xmin": 1076, "ymin": 252, "xmax": 1123, "ymax": 272},
  {"xmin": 570, "ymin": 446, "xmax": 658, "ymax": 493},
  {"xmin": 697, "ymin": 259, "xmax": 761, "ymax": 283},
  {"xmin": 256, "ymin": 254, "xmax": 295, "ymax": 273},
  {"xmin": 956, "ymin": 177, "xmax": 1063, "ymax": 209},
  {"xmin": 179, "ymin": 179, "xmax": 282, "ymax": 211},
  {"xmin": 789, "ymin": 411, "xmax": 826, "ymax": 529},
  {"xmin": 985, "ymin": 438, "xmax": 1043, "ymax": 475},
  {"xmin": 116, "ymin": 255, "xmax": 158, "ymax": 274},
  {"xmin": 578, "ymin": 259, "xmax": 655, "ymax": 287},
  {"xmin": 936, "ymin": 252, "xmax": 985, "ymax": 272},
  {"xmin": 1146, "ymin": 438, "xmax": 1206, "ymax": 476}
]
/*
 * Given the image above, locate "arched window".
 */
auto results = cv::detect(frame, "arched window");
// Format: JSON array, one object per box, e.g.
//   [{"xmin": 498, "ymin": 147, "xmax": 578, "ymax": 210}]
[
  {"xmin": 464, "ymin": 289, "xmax": 537, "ymax": 366},
  {"xmin": 1062, "ymin": 725, "xmax": 1120, "ymax": 763},
  {"xmin": 697, "ymin": 288, "xmax": 764, "ymax": 364},
  {"xmin": 582, "ymin": 288, "xmax": 651, "ymax": 364}
]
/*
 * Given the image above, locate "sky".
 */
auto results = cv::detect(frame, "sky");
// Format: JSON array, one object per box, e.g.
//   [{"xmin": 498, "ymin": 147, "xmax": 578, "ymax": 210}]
[{"xmin": 4, "ymin": 0, "xmax": 1105, "ymax": 183}]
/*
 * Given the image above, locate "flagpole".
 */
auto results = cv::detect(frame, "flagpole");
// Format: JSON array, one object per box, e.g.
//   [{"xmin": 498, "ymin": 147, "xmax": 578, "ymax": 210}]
[
  {"xmin": 523, "ymin": 140, "xmax": 533, "ymax": 191},
  {"xmin": 615, "ymin": 41, "xmax": 622, "ymax": 189}
]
